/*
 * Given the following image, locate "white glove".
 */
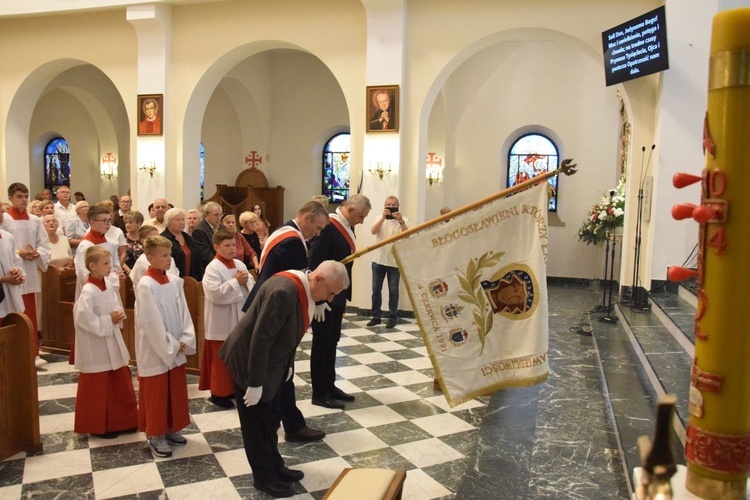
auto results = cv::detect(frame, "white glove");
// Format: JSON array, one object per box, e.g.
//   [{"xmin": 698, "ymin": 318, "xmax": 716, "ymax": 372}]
[
  {"xmin": 286, "ymin": 367, "xmax": 293, "ymax": 382},
  {"xmin": 313, "ymin": 303, "xmax": 331, "ymax": 322},
  {"xmin": 243, "ymin": 386, "xmax": 262, "ymax": 407}
]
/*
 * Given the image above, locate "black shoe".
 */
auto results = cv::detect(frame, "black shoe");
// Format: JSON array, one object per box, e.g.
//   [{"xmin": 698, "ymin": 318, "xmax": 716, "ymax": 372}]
[
  {"xmin": 92, "ymin": 432, "xmax": 119, "ymax": 439},
  {"xmin": 366, "ymin": 318, "xmax": 381, "ymax": 327},
  {"xmin": 285, "ymin": 426, "xmax": 326, "ymax": 442},
  {"xmin": 276, "ymin": 466, "xmax": 305, "ymax": 482},
  {"xmin": 311, "ymin": 395, "xmax": 345, "ymax": 410},
  {"xmin": 253, "ymin": 479, "xmax": 295, "ymax": 498},
  {"xmin": 330, "ymin": 387, "xmax": 355, "ymax": 402},
  {"xmin": 209, "ymin": 395, "xmax": 235, "ymax": 408},
  {"xmin": 385, "ymin": 318, "xmax": 397, "ymax": 328}
]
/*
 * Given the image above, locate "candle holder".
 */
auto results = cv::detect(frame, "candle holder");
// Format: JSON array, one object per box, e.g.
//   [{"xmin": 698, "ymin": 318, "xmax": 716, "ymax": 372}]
[
  {"xmin": 368, "ymin": 161, "xmax": 391, "ymax": 180},
  {"xmin": 139, "ymin": 161, "xmax": 156, "ymax": 177}
]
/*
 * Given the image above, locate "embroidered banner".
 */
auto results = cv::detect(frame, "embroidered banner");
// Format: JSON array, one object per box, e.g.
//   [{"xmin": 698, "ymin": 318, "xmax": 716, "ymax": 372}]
[{"xmin": 392, "ymin": 183, "xmax": 549, "ymax": 407}]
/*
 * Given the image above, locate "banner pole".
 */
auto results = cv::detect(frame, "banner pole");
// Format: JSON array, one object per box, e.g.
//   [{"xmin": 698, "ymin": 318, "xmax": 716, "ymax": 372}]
[{"xmin": 341, "ymin": 158, "xmax": 578, "ymax": 265}]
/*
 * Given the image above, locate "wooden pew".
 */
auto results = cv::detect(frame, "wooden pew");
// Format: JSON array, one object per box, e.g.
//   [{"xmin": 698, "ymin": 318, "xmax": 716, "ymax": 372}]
[
  {"xmin": 42, "ymin": 268, "xmax": 204, "ymax": 375},
  {"xmin": 41, "ymin": 266, "xmax": 77, "ymax": 354},
  {"xmin": 120, "ymin": 276, "xmax": 137, "ymax": 365},
  {"xmin": 182, "ymin": 277, "xmax": 205, "ymax": 375},
  {"xmin": 0, "ymin": 313, "xmax": 43, "ymax": 460}
]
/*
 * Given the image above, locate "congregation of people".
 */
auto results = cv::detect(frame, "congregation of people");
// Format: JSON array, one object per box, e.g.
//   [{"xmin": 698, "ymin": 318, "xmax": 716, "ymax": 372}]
[{"xmin": 0, "ymin": 182, "xmax": 416, "ymax": 498}]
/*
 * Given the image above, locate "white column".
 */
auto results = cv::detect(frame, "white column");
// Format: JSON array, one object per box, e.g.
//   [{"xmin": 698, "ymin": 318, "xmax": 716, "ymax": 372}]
[
  {"xmin": 127, "ymin": 4, "xmax": 171, "ymax": 214},
  {"xmin": 356, "ymin": 0, "xmax": 406, "ymax": 310}
]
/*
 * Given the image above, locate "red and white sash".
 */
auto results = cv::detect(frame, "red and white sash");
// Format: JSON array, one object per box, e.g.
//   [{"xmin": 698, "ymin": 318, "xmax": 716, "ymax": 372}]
[
  {"xmin": 277, "ymin": 270, "xmax": 313, "ymax": 334},
  {"xmin": 259, "ymin": 225, "xmax": 305, "ymax": 270},
  {"xmin": 329, "ymin": 209, "xmax": 355, "ymax": 254}
]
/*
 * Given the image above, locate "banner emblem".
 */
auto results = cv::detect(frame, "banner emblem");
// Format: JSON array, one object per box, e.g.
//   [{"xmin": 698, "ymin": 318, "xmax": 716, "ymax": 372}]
[
  {"xmin": 429, "ymin": 280, "xmax": 449, "ymax": 298},
  {"xmin": 481, "ymin": 264, "xmax": 539, "ymax": 320},
  {"xmin": 441, "ymin": 303, "xmax": 464, "ymax": 321},
  {"xmin": 449, "ymin": 328, "xmax": 469, "ymax": 347}
]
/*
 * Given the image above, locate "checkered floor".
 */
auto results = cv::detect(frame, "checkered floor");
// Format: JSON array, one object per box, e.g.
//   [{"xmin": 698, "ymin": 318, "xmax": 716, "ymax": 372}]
[{"xmin": 1, "ymin": 313, "xmax": 487, "ymax": 499}]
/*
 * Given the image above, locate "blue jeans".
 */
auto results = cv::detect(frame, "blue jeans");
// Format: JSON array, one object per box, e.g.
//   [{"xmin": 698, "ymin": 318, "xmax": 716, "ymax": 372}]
[{"xmin": 371, "ymin": 262, "xmax": 400, "ymax": 320}]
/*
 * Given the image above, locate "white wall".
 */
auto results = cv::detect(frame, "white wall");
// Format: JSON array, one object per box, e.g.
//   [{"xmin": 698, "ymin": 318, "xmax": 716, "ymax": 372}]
[
  {"xmin": 646, "ymin": 0, "xmax": 717, "ymax": 284},
  {"xmin": 432, "ymin": 38, "xmax": 619, "ymax": 279},
  {"xmin": 201, "ymin": 86, "xmax": 244, "ymax": 198},
  {"xmin": 268, "ymin": 50, "xmax": 349, "ymax": 222}
]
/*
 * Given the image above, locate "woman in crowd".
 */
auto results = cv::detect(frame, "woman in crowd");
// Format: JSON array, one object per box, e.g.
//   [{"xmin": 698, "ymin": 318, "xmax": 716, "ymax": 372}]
[
  {"xmin": 67, "ymin": 200, "xmax": 91, "ymax": 254},
  {"xmin": 239, "ymin": 211, "xmax": 262, "ymax": 258},
  {"xmin": 251, "ymin": 204, "xmax": 270, "ymax": 249},
  {"xmin": 122, "ymin": 211, "xmax": 145, "ymax": 276},
  {"xmin": 221, "ymin": 213, "xmax": 258, "ymax": 270},
  {"xmin": 186, "ymin": 208, "xmax": 201, "ymax": 236},
  {"xmin": 161, "ymin": 208, "xmax": 195, "ymax": 278},
  {"xmin": 40, "ymin": 200, "xmax": 56, "ymax": 216},
  {"xmin": 43, "ymin": 214, "xmax": 73, "ymax": 270},
  {"xmin": 30, "ymin": 200, "xmax": 43, "ymax": 217}
]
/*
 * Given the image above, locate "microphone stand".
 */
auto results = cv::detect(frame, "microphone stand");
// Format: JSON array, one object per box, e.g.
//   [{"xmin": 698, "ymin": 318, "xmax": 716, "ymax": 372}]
[
  {"xmin": 629, "ymin": 145, "xmax": 654, "ymax": 312},
  {"xmin": 596, "ymin": 210, "xmax": 613, "ymax": 312},
  {"xmin": 600, "ymin": 230, "xmax": 619, "ymax": 323}
]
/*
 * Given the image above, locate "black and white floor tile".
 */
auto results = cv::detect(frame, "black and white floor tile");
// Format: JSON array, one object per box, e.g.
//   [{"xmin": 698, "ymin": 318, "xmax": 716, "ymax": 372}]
[{"xmin": 1, "ymin": 315, "xmax": 486, "ymax": 499}]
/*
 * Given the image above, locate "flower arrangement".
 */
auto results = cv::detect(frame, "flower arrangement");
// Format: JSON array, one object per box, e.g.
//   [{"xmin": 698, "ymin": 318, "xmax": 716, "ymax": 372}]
[{"xmin": 577, "ymin": 176, "xmax": 626, "ymax": 245}]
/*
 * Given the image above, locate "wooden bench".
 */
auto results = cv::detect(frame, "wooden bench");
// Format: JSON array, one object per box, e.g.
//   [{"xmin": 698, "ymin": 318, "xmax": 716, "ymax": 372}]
[
  {"xmin": 323, "ymin": 468, "xmax": 406, "ymax": 500},
  {"xmin": 41, "ymin": 269, "xmax": 205, "ymax": 374},
  {"xmin": 0, "ymin": 313, "xmax": 42, "ymax": 460}
]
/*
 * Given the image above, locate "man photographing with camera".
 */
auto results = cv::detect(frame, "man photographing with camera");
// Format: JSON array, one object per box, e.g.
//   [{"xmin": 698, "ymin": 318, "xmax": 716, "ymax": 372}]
[{"xmin": 368, "ymin": 196, "xmax": 408, "ymax": 328}]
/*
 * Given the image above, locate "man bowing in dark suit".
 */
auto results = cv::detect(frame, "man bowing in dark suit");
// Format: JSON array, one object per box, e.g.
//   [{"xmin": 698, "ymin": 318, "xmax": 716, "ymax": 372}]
[
  {"xmin": 240, "ymin": 199, "xmax": 330, "ymax": 443},
  {"xmin": 191, "ymin": 201, "xmax": 224, "ymax": 281},
  {"xmin": 220, "ymin": 260, "xmax": 348, "ymax": 498},
  {"xmin": 308, "ymin": 194, "xmax": 371, "ymax": 410}
]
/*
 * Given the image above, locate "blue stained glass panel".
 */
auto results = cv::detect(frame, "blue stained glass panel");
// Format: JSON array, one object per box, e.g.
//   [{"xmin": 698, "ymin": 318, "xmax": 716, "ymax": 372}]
[
  {"xmin": 44, "ymin": 137, "xmax": 71, "ymax": 191},
  {"xmin": 507, "ymin": 134, "xmax": 559, "ymax": 211},
  {"xmin": 322, "ymin": 133, "xmax": 350, "ymax": 204},
  {"xmin": 200, "ymin": 143, "xmax": 205, "ymax": 203}
]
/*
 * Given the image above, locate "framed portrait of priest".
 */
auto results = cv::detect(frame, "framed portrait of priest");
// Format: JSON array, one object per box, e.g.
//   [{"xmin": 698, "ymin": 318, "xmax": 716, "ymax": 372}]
[
  {"xmin": 137, "ymin": 94, "xmax": 163, "ymax": 136},
  {"xmin": 367, "ymin": 85, "xmax": 399, "ymax": 133}
]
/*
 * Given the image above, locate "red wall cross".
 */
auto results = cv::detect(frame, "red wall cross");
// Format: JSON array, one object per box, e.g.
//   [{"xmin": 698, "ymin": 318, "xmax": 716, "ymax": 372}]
[{"xmin": 245, "ymin": 151, "xmax": 262, "ymax": 168}]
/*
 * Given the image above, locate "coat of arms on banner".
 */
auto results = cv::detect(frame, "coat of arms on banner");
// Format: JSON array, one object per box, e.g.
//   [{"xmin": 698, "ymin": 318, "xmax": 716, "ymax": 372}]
[{"xmin": 392, "ymin": 183, "xmax": 549, "ymax": 407}]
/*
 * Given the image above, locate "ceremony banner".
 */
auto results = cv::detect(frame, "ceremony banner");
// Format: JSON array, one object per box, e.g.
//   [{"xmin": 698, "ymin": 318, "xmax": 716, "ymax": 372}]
[{"xmin": 392, "ymin": 183, "xmax": 549, "ymax": 407}]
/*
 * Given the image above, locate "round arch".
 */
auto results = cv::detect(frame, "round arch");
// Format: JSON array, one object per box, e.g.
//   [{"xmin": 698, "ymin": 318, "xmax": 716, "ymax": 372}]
[
  {"xmin": 181, "ymin": 41, "xmax": 350, "ymax": 211},
  {"xmin": 4, "ymin": 59, "xmax": 131, "ymax": 197}
]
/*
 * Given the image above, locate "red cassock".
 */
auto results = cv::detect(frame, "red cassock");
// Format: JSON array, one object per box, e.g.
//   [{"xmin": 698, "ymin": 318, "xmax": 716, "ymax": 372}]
[
  {"xmin": 199, "ymin": 340, "xmax": 234, "ymax": 397},
  {"xmin": 138, "ymin": 365, "xmax": 190, "ymax": 436},
  {"xmin": 75, "ymin": 367, "xmax": 137, "ymax": 434}
]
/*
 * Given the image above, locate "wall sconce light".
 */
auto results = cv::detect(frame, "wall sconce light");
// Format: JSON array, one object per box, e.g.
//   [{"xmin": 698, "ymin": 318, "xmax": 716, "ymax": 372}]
[
  {"xmin": 139, "ymin": 161, "xmax": 156, "ymax": 177},
  {"xmin": 100, "ymin": 152, "xmax": 117, "ymax": 180},
  {"xmin": 425, "ymin": 152, "xmax": 443, "ymax": 186},
  {"xmin": 368, "ymin": 161, "xmax": 392, "ymax": 180}
]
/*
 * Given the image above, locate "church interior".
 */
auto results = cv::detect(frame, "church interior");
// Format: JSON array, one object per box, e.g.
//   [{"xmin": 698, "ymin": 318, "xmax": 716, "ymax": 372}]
[{"xmin": 1, "ymin": 0, "xmax": 746, "ymax": 498}]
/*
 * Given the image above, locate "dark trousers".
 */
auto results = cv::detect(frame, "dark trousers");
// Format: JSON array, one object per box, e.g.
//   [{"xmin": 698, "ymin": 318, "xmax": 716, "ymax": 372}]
[
  {"xmin": 280, "ymin": 375, "xmax": 305, "ymax": 433},
  {"xmin": 371, "ymin": 262, "xmax": 400, "ymax": 320},
  {"xmin": 233, "ymin": 382, "xmax": 284, "ymax": 483},
  {"xmin": 310, "ymin": 301, "xmax": 345, "ymax": 399}
]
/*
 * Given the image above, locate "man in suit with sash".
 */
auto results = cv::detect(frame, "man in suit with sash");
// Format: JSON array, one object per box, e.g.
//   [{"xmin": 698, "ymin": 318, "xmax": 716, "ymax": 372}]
[
  {"xmin": 241, "ymin": 200, "xmax": 330, "ymax": 442},
  {"xmin": 308, "ymin": 194, "xmax": 371, "ymax": 410},
  {"xmin": 220, "ymin": 261, "xmax": 348, "ymax": 498}
]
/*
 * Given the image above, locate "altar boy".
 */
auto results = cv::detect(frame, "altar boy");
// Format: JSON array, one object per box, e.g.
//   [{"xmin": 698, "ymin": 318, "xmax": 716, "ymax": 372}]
[
  {"xmin": 73, "ymin": 246, "xmax": 137, "ymax": 438},
  {"xmin": 135, "ymin": 236, "xmax": 196, "ymax": 458},
  {"xmin": 200, "ymin": 230, "xmax": 253, "ymax": 408},
  {"xmin": 0, "ymin": 205, "xmax": 26, "ymax": 323},
  {"xmin": 3, "ymin": 183, "xmax": 50, "ymax": 367}
]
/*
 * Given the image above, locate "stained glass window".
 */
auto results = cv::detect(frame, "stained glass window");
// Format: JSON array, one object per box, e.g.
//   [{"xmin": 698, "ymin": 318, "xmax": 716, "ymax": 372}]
[
  {"xmin": 507, "ymin": 133, "xmax": 559, "ymax": 211},
  {"xmin": 200, "ymin": 143, "xmax": 205, "ymax": 203},
  {"xmin": 44, "ymin": 137, "xmax": 71, "ymax": 191},
  {"xmin": 322, "ymin": 133, "xmax": 350, "ymax": 204}
]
